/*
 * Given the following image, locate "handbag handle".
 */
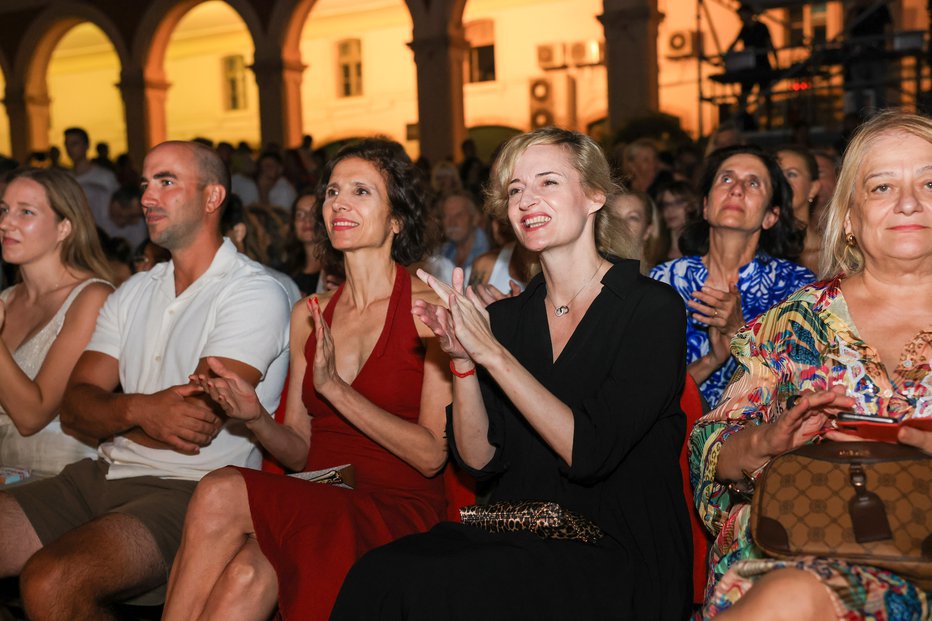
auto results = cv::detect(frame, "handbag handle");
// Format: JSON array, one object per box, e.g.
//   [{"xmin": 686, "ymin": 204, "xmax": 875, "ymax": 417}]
[{"xmin": 848, "ymin": 463, "xmax": 893, "ymax": 544}]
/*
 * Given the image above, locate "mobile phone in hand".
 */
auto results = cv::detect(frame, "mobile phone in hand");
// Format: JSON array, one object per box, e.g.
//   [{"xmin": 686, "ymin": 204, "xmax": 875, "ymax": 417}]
[{"xmin": 835, "ymin": 412, "xmax": 932, "ymax": 442}]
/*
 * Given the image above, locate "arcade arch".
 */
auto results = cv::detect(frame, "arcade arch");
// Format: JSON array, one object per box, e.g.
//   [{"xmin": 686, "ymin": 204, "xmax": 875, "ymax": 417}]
[
  {"xmin": 47, "ymin": 22, "xmax": 125, "ymax": 157},
  {"xmin": 161, "ymin": 1, "xmax": 259, "ymax": 145},
  {"xmin": 7, "ymin": 3, "xmax": 128, "ymax": 161}
]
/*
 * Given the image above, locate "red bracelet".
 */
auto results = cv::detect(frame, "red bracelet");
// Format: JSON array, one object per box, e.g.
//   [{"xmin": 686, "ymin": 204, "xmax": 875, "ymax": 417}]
[{"xmin": 449, "ymin": 359, "xmax": 476, "ymax": 378}]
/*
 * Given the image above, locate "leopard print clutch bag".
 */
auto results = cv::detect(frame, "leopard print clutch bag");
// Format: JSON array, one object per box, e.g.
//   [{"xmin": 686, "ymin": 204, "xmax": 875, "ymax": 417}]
[{"xmin": 459, "ymin": 500, "xmax": 604, "ymax": 544}]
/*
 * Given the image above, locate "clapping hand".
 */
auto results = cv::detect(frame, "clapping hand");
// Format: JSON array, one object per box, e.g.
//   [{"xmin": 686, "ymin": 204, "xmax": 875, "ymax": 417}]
[
  {"xmin": 308, "ymin": 296, "xmax": 344, "ymax": 396},
  {"xmin": 688, "ymin": 282, "xmax": 743, "ymax": 338},
  {"xmin": 414, "ymin": 268, "xmax": 500, "ymax": 367},
  {"xmin": 189, "ymin": 357, "xmax": 263, "ymax": 424}
]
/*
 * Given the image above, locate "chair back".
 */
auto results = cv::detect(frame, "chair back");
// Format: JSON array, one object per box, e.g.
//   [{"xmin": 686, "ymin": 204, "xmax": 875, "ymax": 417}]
[{"xmin": 679, "ymin": 373, "xmax": 710, "ymax": 605}]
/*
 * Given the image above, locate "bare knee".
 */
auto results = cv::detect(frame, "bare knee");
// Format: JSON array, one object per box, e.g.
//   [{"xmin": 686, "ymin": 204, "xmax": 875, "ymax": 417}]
[
  {"xmin": 223, "ymin": 552, "xmax": 275, "ymax": 593},
  {"xmin": 20, "ymin": 548, "xmax": 73, "ymax": 617},
  {"xmin": 185, "ymin": 468, "xmax": 250, "ymax": 536},
  {"xmin": 722, "ymin": 568, "xmax": 836, "ymax": 621}
]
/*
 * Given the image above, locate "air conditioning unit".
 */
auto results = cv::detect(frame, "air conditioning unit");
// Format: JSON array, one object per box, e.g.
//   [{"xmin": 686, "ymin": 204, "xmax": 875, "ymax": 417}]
[
  {"xmin": 665, "ymin": 30, "xmax": 702, "ymax": 59},
  {"xmin": 567, "ymin": 40, "xmax": 604, "ymax": 66},
  {"xmin": 537, "ymin": 43, "xmax": 566, "ymax": 70},
  {"xmin": 529, "ymin": 74, "xmax": 577, "ymax": 130}
]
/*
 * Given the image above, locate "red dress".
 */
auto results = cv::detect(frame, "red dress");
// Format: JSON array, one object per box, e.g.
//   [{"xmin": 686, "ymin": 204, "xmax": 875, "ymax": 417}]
[{"xmin": 237, "ymin": 264, "xmax": 447, "ymax": 621}]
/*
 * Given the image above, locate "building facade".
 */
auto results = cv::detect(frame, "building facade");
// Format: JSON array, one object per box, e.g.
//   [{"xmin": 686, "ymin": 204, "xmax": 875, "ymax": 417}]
[{"xmin": 0, "ymin": 0, "xmax": 926, "ymax": 165}]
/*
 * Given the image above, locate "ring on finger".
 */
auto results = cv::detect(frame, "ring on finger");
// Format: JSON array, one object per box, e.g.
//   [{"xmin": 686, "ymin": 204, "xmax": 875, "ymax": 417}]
[{"xmin": 712, "ymin": 309, "xmax": 719, "ymax": 317}]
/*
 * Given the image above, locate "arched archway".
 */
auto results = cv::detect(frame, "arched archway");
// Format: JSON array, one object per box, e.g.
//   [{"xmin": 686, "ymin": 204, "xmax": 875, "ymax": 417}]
[
  {"xmin": 47, "ymin": 23, "xmax": 126, "ymax": 157},
  {"xmin": 128, "ymin": 0, "xmax": 264, "ymax": 161},
  {"xmin": 8, "ymin": 3, "xmax": 128, "ymax": 161},
  {"xmin": 163, "ymin": 2, "xmax": 259, "ymax": 145},
  {"xmin": 294, "ymin": 0, "xmax": 418, "ymax": 152},
  {"xmin": 271, "ymin": 0, "xmax": 471, "ymax": 162}
]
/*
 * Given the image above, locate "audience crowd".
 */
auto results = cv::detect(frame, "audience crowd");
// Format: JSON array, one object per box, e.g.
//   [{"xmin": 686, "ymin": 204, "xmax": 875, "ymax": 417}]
[{"xmin": 0, "ymin": 109, "xmax": 929, "ymax": 621}]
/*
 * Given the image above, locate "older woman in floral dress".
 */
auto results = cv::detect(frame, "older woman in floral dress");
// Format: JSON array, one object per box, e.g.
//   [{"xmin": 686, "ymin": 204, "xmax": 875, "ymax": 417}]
[{"xmin": 690, "ymin": 111, "xmax": 932, "ymax": 620}]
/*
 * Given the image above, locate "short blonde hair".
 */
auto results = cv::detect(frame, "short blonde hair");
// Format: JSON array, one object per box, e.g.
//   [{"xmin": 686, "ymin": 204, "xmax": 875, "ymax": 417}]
[
  {"xmin": 485, "ymin": 127, "xmax": 636, "ymax": 259},
  {"xmin": 819, "ymin": 111, "xmax": 932, "ymax": 278}
]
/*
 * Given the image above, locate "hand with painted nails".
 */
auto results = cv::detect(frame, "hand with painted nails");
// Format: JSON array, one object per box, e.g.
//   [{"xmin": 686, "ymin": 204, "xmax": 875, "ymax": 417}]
[
  {"xmin": 414, "ymin": 267, "xmax": 501, "ymax": 367},
  {"xmin": 192, "ymin": 356, "xmax": 265, "ymax": 425},
  {"xmin": 308, "ymin": 296, "xmax": 345, "ymax": 396}
]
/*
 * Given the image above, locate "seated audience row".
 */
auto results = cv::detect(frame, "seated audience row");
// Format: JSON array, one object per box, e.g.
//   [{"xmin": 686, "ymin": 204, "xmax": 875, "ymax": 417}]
[
  {"xmin": 0, "ymin": 111, "xmax": 930, "ymax": 621},
  {"xmin": 0, "ymin": 141, "xmax": 291, "ymax": 618},
  {"xmin": 691, "ymin": 110, "xmax": 932, "ymax": 620}
]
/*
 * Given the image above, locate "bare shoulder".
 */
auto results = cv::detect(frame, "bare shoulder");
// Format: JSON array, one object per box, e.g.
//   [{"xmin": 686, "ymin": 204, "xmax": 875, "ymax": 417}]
[
  {"xmin": 472, "ymin": 251, "xmax": 497, "ymax": 271},
  {"xmin": 470, "ymin": 253, "xmax": 497, "ymax": 283},
  {"xmin": 68, "ymin": 281, "xmax": 113, "ymax": 314}
]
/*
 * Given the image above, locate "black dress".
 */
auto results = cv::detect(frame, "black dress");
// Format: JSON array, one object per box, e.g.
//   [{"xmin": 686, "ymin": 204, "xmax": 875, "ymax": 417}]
[{"xmin": 330, "ymin": 259, "xmax": 692, "ymax": 621}]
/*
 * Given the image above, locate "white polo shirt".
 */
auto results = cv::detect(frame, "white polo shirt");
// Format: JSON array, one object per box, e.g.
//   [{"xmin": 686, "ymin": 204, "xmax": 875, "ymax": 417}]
[{"xmin": 87, "ymin": 238, "xmax": 291, "ymax": 481}]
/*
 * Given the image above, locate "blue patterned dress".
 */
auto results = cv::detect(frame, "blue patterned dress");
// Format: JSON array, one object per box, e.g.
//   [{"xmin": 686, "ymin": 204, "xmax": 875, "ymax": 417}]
[{"xmin": 650, "ymin": 253, "xmax": 814, "ymax": 407}]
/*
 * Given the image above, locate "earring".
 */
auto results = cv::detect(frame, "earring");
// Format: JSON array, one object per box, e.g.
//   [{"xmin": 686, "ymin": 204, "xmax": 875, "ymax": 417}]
[
  {"xmin": 808, "ymin": 196, "xmax": 816, "ymax": 208},
  {"xmin": 845, "ymin": 233, "xmax": 857, "ymax": 247}
]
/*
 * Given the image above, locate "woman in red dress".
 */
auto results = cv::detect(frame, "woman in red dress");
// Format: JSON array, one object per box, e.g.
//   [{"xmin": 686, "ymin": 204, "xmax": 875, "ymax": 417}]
[{"xmin": 162, "ymin": 139, "xmax": 451, "ymax": 621}]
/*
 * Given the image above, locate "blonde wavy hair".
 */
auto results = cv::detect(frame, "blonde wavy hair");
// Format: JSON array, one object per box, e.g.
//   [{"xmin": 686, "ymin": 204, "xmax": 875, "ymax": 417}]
[
  {"xmin": 820, "ymin": 110, "xmax": 932, "ymax": 278},
  {"xmin": 485, "ymin": 127, "xmax": 636, "ymax": 259}
]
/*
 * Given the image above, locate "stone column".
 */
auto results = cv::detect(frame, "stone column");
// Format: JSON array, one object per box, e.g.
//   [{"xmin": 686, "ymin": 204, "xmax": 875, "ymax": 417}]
[
  {"xmin": 599, "ymin": 1, "xmax": 663, "ymax": 132},
  {"xmin": 5, "ymin": 86, "xmax": 29, "ymax": 163},
  {"xmin": 251, "ymin": 55, "xmax": 306, "ymax": 149},
  {"xmin": 4, "ymin": 84, "xmax": 51, "ymax": 162},
  {"xmin": 119, "ymin": 69, "xmax": 170, "ymax": 167},
  {"xmin": 408, "ymin": 33, "xmax": 467, "ymax": 165}
]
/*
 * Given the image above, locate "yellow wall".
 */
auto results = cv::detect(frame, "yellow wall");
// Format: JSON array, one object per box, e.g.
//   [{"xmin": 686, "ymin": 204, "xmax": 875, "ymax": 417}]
[
  {"xmin": 21, "ymin": 0, "xmax": 932, "ymax": 161},
  {"xmin": 300, "ymin": 0, "xmax": 417, "ymax": 152},
  {"xmin": 0, "ymin": 71, "xmax": 8, "ymax": 157},
  {"xmin": 163, "ymin": 1, "xmax": 259, "ymax": 146},
  {"xmin": 47, "ymin": 22, "xmax": 125, "ymax": 159},
  {"xmin": 462, "ymin": 0, "xmax": 607, "ymax": 132}
]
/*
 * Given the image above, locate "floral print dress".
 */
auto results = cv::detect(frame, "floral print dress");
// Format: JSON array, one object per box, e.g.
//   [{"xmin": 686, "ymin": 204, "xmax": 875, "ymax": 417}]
[
  {"xmin": 689, "ymin": 277, "xmax": 930, "ymax": 620},
  {"xmin": 650, "ymin": 253, "xmax": 814, "ymax": 407}
]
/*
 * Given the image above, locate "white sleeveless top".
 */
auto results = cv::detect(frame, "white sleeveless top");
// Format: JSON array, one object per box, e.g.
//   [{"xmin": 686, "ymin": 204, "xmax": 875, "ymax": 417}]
[
  {"xmin": 487, "ymin": 243, "xmax": 526, "ymax": 295},
  {"xmin": 0, "ymin": 278, "xmax": 111, "ymax": 475}
]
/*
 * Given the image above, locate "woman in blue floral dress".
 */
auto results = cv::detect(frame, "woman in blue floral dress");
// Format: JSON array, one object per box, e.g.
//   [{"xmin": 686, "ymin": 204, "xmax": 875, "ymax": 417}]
[
  {"xmin": 651, "ymin": 145, "xmax": 814, "ymax": 407},
  {"xmin": 690, "ymin": 111, "xmax": 932, "ymax": 619}
]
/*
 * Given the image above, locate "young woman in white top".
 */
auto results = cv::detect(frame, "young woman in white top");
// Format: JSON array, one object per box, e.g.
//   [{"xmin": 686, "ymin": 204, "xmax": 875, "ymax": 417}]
[{"xmin": 0, "ymin": 168, "xmax": 113, "ymax": 476}]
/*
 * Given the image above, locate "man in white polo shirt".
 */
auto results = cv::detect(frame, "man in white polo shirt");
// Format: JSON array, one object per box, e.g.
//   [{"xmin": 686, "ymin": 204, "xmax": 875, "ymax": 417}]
[{"xmin": 0, "ymin": 141, "xmax": 290, "ymax": 619}]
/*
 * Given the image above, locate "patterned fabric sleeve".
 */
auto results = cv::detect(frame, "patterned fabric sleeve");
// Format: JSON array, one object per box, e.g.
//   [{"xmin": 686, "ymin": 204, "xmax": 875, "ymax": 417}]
[{"xmin": 688, "ymin": 318, "xmax": 781, "ymax": 536}]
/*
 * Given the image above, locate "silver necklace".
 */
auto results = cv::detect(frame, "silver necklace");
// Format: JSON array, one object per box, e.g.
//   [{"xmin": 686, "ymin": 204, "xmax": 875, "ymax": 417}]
[{"xmin": 547, "ymin": 260, "xmax": 604, "ymax": 318}]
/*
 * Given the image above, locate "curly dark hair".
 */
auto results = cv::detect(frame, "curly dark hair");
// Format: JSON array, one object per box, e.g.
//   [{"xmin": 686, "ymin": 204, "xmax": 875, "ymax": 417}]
[
  {"xmin": 313, "ymin": 138, "xmax": 438, "ymax": 267},
  {"xmin": 680, "ymin": 144, "xmax": 805, "ymax": 260}
]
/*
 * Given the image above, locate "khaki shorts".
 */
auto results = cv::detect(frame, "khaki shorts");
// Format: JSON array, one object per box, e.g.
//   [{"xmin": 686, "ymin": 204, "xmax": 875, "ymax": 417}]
[{"xmin": 8, "ymin": 458, "xmax": 197, "ymax": 574}]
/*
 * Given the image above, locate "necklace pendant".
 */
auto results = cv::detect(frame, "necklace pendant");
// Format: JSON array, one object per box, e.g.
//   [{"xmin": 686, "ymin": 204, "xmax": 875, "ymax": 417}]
[{"xmin": 554, "ymin": 305, "xmax": 569, "ymax": 317}]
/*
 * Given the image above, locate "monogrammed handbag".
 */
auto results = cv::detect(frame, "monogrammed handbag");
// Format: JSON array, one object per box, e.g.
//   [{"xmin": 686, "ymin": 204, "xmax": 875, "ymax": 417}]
[{"xmin": 750, "ymin": 441, "xmax": 932, "ymax": 590}]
